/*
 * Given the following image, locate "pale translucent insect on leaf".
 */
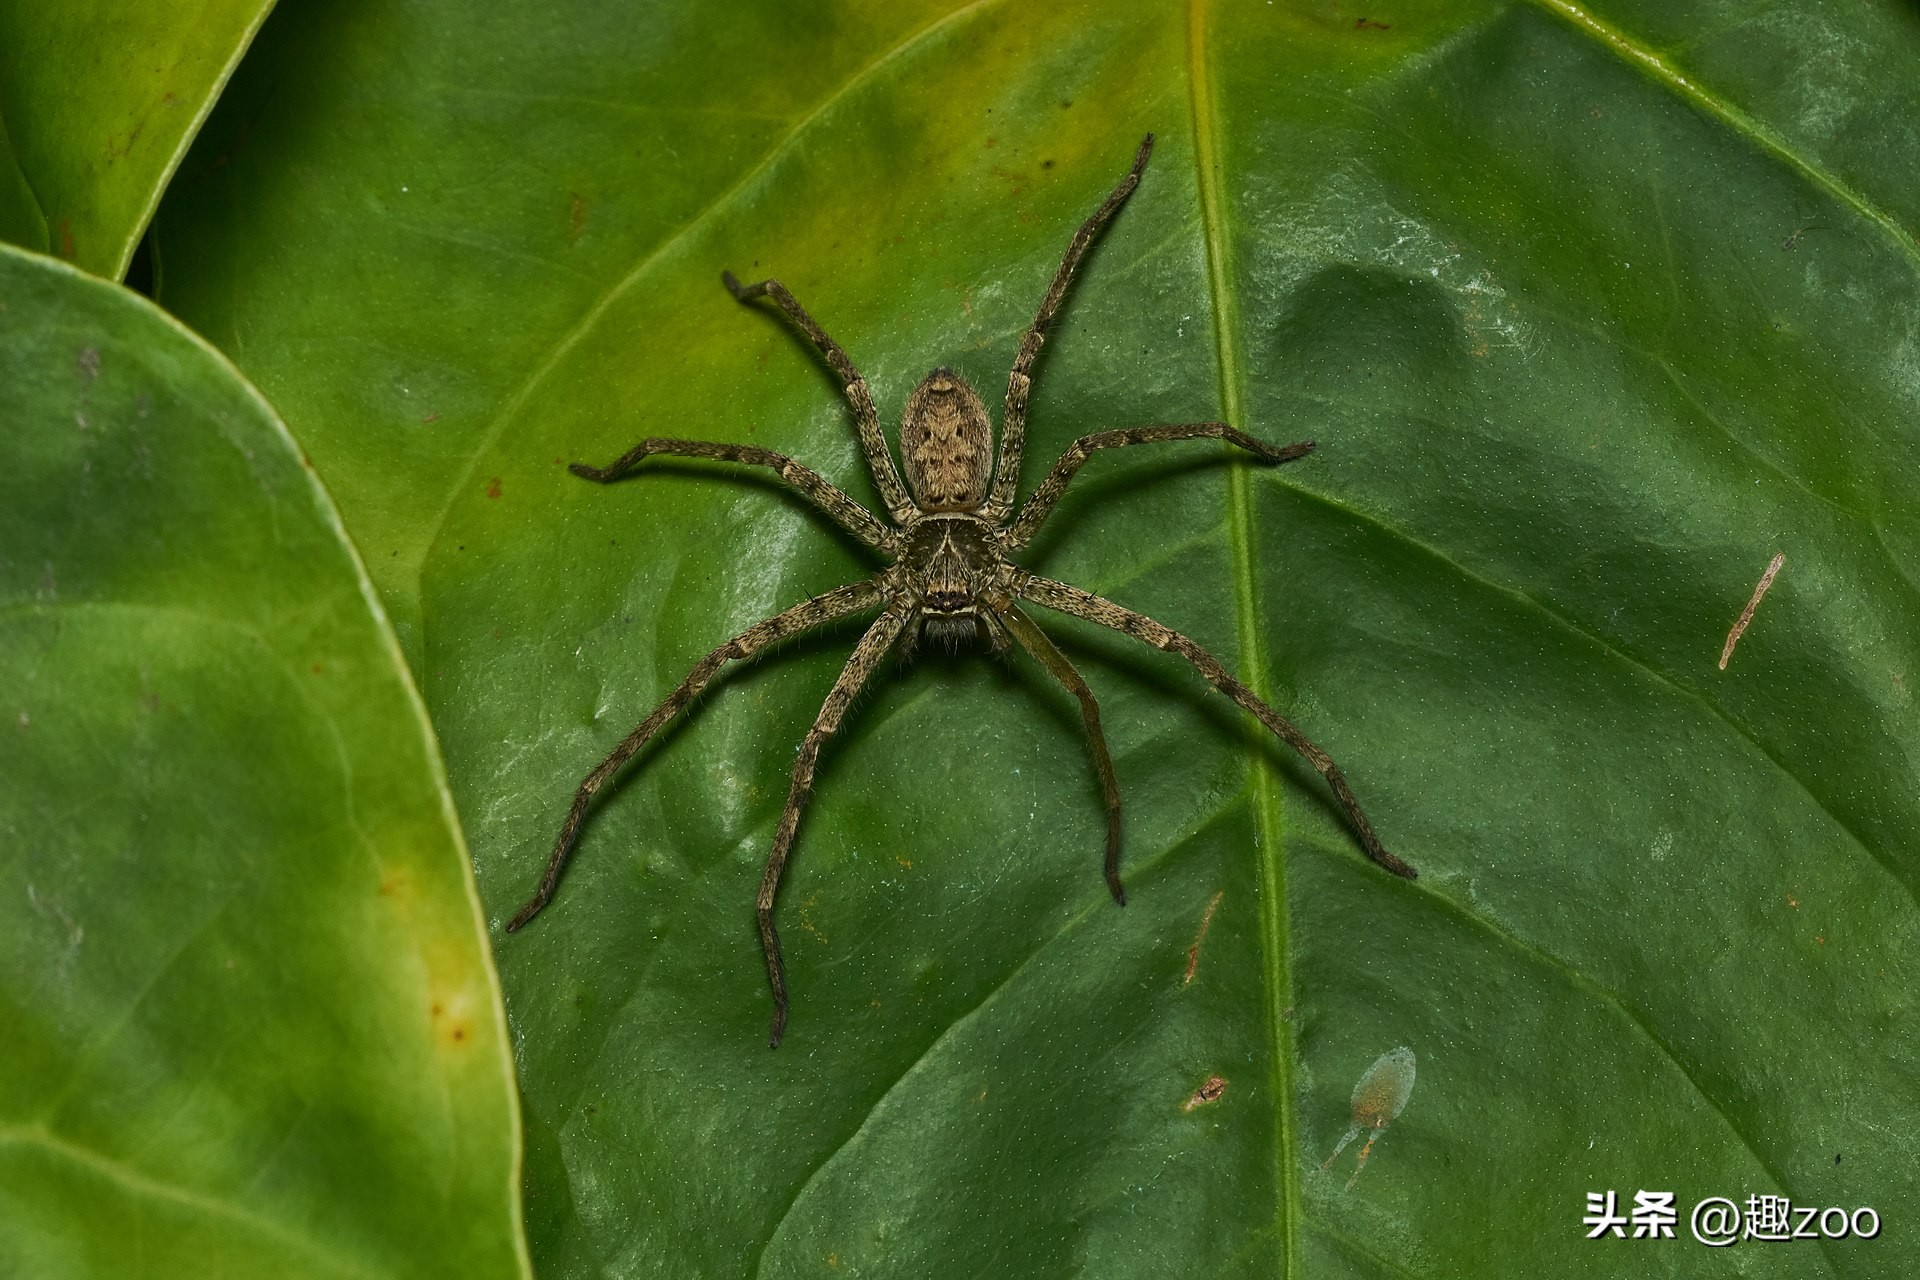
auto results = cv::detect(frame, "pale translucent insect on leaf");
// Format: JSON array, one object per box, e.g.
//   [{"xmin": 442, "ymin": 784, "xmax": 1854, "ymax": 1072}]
[{"xmin": 1321, "ymin": 1046, "xmax": 1416, "ymax": 1190}]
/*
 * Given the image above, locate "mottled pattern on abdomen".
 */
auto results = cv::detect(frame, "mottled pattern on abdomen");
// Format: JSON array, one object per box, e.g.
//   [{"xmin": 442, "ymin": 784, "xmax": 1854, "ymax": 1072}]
[{"xmin": 900, "ymin": 367, "xmax": 992, "ymax": 510}]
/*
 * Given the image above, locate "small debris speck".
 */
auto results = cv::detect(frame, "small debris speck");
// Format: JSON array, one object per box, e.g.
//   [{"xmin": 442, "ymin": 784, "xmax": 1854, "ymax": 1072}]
[{"xmin": 1720, "ymin": 552, "xmax": 1784, "ymax": 670}]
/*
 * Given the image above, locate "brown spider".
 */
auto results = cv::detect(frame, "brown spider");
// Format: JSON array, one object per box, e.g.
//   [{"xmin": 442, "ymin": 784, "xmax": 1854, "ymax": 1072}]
[{"xmin": 508, "ymin": 134, "xmax": 1416, "ymax": 1046}]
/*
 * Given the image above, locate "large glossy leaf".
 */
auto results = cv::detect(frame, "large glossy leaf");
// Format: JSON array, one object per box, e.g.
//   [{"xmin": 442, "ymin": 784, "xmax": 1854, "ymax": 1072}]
[
  {"xmin": 0, "ymin": 244, "xmax": 529, "ymax": 1277},
  {"xmin": 0, "ymin": 0, "xmax": 275, "ymax": 277},
  {"xmin": 155, "ymin": 1, "xmax": 1920, "ymax": 1274}
]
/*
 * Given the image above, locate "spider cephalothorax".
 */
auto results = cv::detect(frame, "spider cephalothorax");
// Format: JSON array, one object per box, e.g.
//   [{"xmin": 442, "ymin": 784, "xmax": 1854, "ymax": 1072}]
[
  {"xmin": 896, "ymin": 509, "xmax": 1011, "ymax": 653},
  {"xmin": 508, "ymin": 135, "xmax": 1416, "ymax": 1046}
]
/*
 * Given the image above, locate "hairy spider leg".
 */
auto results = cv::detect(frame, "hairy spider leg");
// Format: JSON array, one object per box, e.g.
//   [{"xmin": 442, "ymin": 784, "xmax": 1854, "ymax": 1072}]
[
  {"xmin": 759, "ymin": 604, "xmax": 912, "ymax": 1047},
  {"xmin": 1016, "ymin": 575, "xmax": 1417, "ymax": 880},
  {"xmin": 999, "ymin": 605, "xmax": 1125, "ymax": 904},
  {"xmin": 986, "ymin": 133, "xmax": 1155, "ymax": 521},
  {"xmin": 506, "ymin": 580, "xmax": 886, "ymax": 933},
  {"xmin": 571, "ymin": 437, "xmax": 896, "ymax": 553},
  {"xmin": 1004, "ymin": 423, "xmax": 1314, "ymax": 550},
  {"xmin": 722, "ymin": 271, "xmax": 917, "ymax": 524}
]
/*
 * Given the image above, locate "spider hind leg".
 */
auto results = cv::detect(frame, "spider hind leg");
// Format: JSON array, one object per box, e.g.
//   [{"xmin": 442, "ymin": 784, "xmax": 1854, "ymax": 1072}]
[{"xmin": 758, "ymin": 607, "xmax": 912, "ymax": 1047}]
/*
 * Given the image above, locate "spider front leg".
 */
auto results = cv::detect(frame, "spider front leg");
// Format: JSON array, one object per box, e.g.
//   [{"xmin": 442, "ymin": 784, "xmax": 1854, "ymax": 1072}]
[
  {"xmin": 507, "ymin": 580, "xmax": 885, "ymax": 933},
  {"xmin": 1017, "ymin": 574, "xmax": 1416, "ymax": 880},
  {"xmin": 987, "ymin": 133, "xmax": 1154, "ymax": 520},
  {"xmin": 999, "ymin": 605, "xmax": 1125, "ymax": 905},
  {"xmin": 721, "ymin": 271, "xmax": 917, "ymax": 524},
  {"xmin": 570, "ymin": 435, "xmax": 896, "ymax": 554},
  {"xmin": 1003, "ymin": 423, "xmax": 1313, "ymax": 551},
  {"xmin": 759, "ymin": 605, "xmax": 911, "ymax": 1048}
]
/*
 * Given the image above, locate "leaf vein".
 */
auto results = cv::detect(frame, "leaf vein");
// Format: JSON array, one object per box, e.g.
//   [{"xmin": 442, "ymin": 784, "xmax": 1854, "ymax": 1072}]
[
  {"xmin": 0, "ymin": 1123, "xmax": 377, "ymax": 1279},
  {"xmin": 749, "ymin": 803, "xmax": 1246, "ymax": 1275},
  {"xmin": 413, "ymin": 0, "xmax": 1009, "ymax": 601},
  {"xmin": 1525, "ymin": 0, "xmax": 1920, "ymax": 275},
  {"xmin": 1281, "ymin": 477, "xmax": 1920, "ymax": 915},
  {"xmin": 1184, "ymin": 0, "xmax": 1303, "ymax": 1273}
]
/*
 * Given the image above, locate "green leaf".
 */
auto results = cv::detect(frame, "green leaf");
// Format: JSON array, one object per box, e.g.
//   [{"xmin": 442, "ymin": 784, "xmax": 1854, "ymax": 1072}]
[
  {"xmin": 0, "ymin": 0, "xmax": 275, "ymax": 277},
  {"xmin": 0, "ymin": 244, "xmax": 528, "ymax": 1277},
  {"xmin": 154, "ymin": 1, "xmax": 1920, "ymax": 1274}
]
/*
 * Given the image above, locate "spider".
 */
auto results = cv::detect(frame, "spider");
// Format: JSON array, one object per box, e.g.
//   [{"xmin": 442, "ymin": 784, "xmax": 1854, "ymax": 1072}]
[{"xmin": 507, "ymin": 134, "xmax": 1416, "ymax": 1046}]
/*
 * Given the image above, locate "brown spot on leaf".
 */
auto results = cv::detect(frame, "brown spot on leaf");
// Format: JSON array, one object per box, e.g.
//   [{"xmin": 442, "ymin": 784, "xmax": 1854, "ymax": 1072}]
[
  {"xmin": 421, "ymin": 412, "xmax": 440, "ymax": 424},
  {"xmin": 570, "ymin": 192, "xmax": 587, "ymax": 242},
  {"xmin": 57, "ymin": 219, "xmax": 75, "ymax": 259},
  {"xmin": 1356, "ymin": 17, "xmax": 1391, "ymax": 30},
  {"xmin": 485, "ymin": 477, "xmax": 502, "ymax": 499},
  {"xmin": 377, "ymin": 872, "xmax": 413, "ymax": 909},
  {"xmin": 107, "ymin": 121, "xmax": 146, "ymax": 160},
  {"xmin": 429, "ymin": 989, "xmax": 475, "ymax": 1049},
  {"xmin": 1184, "ymin": 1075, "xmax": 1228, "ymax": 1111},
  {"xmin": 1184, "ymin": 890, "xmax": 1224, "ymax": 984},
  {"xmin": 987, "ymin": 163, "xmax": 1027, "ymax": 198}
]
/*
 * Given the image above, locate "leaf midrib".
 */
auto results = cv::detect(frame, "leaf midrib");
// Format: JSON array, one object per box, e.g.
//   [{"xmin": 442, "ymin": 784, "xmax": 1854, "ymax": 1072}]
[
  {"xmin": 1181, "ymin": 6, "xmax": 1903, "ymax": 1276},
  {"xmin": 1184, "ymin": 0, "xmax": 1302, "ymax": 1272}
]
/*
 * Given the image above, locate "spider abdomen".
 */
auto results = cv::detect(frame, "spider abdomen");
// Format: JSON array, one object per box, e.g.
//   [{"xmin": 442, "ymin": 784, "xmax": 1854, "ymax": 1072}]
[{"xmin": 900, "ymin": 367, "xmax": 993, "ymax": 511}]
